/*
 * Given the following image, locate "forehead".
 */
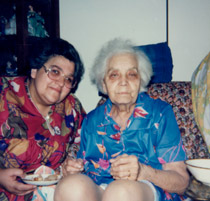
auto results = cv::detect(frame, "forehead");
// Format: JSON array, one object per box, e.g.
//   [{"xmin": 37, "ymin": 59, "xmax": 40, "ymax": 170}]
[
  {"xmin": 107, "ymin": 53, "xmax": 138, "ymax": 69},
  {"xmin": 46, "ymin": 55, "xmax": 72, "ymax": 65},
  {"xmin": 46, "ymin": 55, "xmax": 75, "ymax": 74}
]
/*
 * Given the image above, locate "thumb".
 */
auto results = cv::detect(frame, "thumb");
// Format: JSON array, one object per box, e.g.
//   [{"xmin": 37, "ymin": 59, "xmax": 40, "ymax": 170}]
[{"xmin": 12, "ymin": 168, "xmax": 25, "ymax": 178}]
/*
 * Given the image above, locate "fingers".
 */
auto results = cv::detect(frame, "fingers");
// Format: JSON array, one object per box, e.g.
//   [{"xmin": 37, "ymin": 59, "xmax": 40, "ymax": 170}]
[
  {"xmin": 13, "ymin": 183, "xmax": 36, "ymax": 195},
  {"xmin": 6, "ymin": 180, "xmax": 36, "ymax": 195},
  {"xmin": 110, "ymin": 154, "xmax": 129, "ymax": 164},
  {"xmin": 11, "ymin": 168, "xmax": 25, "ymax": 177},
  {"xmin": 110, "ymin": 154, "xmax": 140, "ymax": 180},
  {"xmin": 62, "ymin": 158, "xmax": 84, "ymax": 176}
]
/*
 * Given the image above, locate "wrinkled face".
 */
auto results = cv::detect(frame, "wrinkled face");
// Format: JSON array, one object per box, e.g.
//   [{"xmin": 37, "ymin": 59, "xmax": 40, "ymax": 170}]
[
  {"xmin": 103, "ymin": 53, "xmax": 141, "ymax": 107},
  {"xmin": 31, "ymin": 55, "xmax": 75, "ymax": 106}
]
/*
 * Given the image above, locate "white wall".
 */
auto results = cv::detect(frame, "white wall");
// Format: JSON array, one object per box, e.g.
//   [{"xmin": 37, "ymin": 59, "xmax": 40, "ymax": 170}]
[
  {"xmin": 169, "ymin": 0, "xmax": 210, "ymax": 81},
  {"xmin": 60, "ymin": 0, "xmax": 210, "ymax": 113}
]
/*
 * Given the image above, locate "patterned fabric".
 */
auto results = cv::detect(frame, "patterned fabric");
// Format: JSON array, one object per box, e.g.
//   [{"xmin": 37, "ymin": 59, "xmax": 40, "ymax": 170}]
[
  {"xmin": 191, "ymin": 52, "xmax": 210, "ymax": 154},
  {"xmin": 78, "ymin": 92, "xmax": 187, "ymax": 201},
  {"xmin": 0, "ymin": 76, "xmax": 86, "ymax": 201},
  {"xmin": 148, "ymin": 82, "xmax": 209, "ymax": 159}
]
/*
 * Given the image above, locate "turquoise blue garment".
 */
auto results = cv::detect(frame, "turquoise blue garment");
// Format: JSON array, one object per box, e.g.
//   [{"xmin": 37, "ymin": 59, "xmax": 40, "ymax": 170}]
[{"xmin": 77, "ymin": 92, "xmax": 187, "ymax": 200}]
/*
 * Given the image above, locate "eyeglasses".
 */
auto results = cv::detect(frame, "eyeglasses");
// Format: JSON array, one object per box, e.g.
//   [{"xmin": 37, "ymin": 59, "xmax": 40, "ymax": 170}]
[{"xmin": 43, "ymin": 65, "xmax": 75, "ymax": 89}]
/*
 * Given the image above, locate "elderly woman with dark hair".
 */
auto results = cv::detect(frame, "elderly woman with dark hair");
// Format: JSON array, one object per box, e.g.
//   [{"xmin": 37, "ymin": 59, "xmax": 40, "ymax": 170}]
[
  {"xmin": 55, "ymin": 38, "xmax": 189, "ymax": 201},
  {"xmin": 0, "ymin": 37, "xmax": 86, "ymax": 201}
]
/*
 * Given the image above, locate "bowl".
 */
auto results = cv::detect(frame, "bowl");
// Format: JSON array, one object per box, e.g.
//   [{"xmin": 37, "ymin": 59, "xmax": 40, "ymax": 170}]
[{"xmin": 185, "ymin": 159, "xmax": 210, "ymax": 186}]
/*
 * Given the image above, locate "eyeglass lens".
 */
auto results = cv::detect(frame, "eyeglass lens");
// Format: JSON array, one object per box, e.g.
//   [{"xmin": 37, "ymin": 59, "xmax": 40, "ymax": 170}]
[{"xmin": 44, "ymin": 65, "xmax": 75, "ymax": 89}]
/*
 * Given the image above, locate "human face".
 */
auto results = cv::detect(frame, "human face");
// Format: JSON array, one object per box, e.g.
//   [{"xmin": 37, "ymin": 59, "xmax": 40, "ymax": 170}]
[
  {"xmin": 103, "ymin": 53, "xmax": 141, "ymax": 108},
  {"xmin": 30, "ymin": 56, "xmax": 75, "ymax": 107}
]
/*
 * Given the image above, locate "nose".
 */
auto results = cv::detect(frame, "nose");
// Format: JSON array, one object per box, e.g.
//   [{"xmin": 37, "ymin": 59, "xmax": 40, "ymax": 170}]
[
  {"xmin": 57, "ymin": 75, "xmax": 65, "ymax": 87},
  {"xmin": 120, "ymin": 75, "xmax": 128, "ymax": 85}
]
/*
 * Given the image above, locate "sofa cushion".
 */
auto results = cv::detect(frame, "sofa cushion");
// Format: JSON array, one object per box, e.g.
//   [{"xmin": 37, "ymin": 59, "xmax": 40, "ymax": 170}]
[
  {"xmin": 134, "ymin": 42, "xmax": 173, "ymax": 84},
  {"xmin": 148, "ymin": 82, "xmax": 209, "ymax": 159}
]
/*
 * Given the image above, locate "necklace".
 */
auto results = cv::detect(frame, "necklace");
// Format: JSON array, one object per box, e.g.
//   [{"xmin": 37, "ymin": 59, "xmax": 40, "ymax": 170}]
[{"xmin": 26, "ymin": 81, "xmax": 55, "ymax": 136}]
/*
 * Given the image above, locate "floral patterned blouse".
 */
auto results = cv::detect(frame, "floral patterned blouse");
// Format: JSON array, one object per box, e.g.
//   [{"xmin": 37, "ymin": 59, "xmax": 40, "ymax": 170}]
[
  {"xmin": 77, "ymin": 92, "xmax": 187, "ymax": 201},
  {"xmin": 0, "ymin": 76, "xmax": 86, "ymax": 201}
]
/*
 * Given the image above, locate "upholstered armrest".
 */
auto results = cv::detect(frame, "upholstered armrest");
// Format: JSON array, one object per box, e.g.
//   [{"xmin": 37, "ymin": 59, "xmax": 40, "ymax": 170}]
[{"xmin": 148, "ymin": 82, "xmax": 209, "ymax": 159}]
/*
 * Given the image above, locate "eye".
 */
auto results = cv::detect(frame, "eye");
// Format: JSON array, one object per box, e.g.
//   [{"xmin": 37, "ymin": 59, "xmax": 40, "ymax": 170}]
[
  {"xmin": 65, "ymin": 77, "xmax": 74, "ymax": 84},
  {"xmin": 109, "ymin": 72, "xmax": 119, "ymax": 80},
  {"xmin": 127, "ymin": 71, "xmax": 139, "ymax": 79},
  {"xmin": 50, "ymin": 67, "xmax": 60, "ymax": 76}
]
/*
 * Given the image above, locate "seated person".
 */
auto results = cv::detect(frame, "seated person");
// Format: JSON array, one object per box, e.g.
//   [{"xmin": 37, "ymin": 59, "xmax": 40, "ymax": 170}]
[
  {"xmin": 55, "ymin": 38, "xmax": 189, "ymax": 201},
  {"xmin": 0, "ymin": 37, "xmax": 86, "ymax": 201}
]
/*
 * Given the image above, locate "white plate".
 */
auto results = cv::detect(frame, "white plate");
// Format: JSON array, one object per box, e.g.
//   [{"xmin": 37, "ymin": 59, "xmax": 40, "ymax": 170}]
[{"xmin": 22, "ymin": 174, "xmax": 62, "ymax": 186}]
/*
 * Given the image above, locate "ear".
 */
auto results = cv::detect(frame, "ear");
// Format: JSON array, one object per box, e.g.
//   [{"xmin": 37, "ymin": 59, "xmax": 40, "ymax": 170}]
[{"xmin": 31, "ymin": 69, "xmax": 37, "ymax": 79}]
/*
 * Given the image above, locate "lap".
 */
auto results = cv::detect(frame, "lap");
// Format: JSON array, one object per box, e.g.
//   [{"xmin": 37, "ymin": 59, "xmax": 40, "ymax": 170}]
[{"xmin": 55, "ymin": 175, "xmax": 155, "ymax": 201}]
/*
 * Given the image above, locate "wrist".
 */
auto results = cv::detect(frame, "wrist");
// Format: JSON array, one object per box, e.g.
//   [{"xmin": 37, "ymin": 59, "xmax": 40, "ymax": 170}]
[{"xmin": 137, "ymin": 163, "xmax": 155, "ymax": 182}]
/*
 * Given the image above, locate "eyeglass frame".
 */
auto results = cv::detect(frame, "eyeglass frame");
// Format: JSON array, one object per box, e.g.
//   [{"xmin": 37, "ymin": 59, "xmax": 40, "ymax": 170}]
[{"xmin": 42, "ymin": 65, "xmax": 76, "ymax": 89}]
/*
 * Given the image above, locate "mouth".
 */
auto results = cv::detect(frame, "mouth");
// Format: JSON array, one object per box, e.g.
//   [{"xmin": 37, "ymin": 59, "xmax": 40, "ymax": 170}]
[
  {"xmin": 117, "ymin": 92, "xmax": 129, "ymax": 95},
  {"xmin": 50, "ymin": 87, "xmax": 62, "ymax": 93}
]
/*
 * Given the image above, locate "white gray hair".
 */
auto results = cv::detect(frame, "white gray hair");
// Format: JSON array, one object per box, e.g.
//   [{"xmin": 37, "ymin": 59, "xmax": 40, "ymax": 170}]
[{"xmin": 90, "ymin": 38, "xmax": 153, "ymax": 94}]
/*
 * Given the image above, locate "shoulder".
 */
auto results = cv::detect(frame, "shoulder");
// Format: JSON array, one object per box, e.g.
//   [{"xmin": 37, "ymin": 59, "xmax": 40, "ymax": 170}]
[
  {"xmin": 140, "ymin": 92, "xmax": 171, "ymax": 110},
  {"xmin": 0, "ymin": 76, "xmax": 26, "ymax": 93},
  {"xmin": 87, "ymin": 104, "xmax": 105, "ymax": 118},
  {"xmin": 83, "ymin": 102, "xmax": 106, "ymax": 125},
  {"xmin": 138, "ymin": 93, "xmax": 174, "ymax": 122},
  {"xmin": 64, "ymin": 93, "xmax": 86, "ymax": 116}
]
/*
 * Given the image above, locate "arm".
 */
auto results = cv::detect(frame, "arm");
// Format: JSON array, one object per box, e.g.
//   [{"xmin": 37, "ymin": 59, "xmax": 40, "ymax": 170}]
[
  {"xmin": 67, "ymin": 95, "xmax": 86, "ymax": 158},
  {"xmin": 138, "ymin": 160, "xmax": 189, "ymax": 194},
  {"xmin": 62, "ymin": 97, "xmax": 86, "ymax": 176},
  {"xmin": 111, "ymin": 103, "xmax": 189, "ymax": 194},
  {"xmin": 110, "ymin": 154, "xmax": 189, "ymax": 194},
  {"xmin": 145, "ymin": 103, "xmax": 189, "ymax": 194}
]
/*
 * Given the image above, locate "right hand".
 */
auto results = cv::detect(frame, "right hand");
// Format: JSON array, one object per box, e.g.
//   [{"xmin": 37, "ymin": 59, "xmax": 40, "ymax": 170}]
[
  {"xmin": 62, "ymin": 157, "xmax": 84, "ymax": 176},
  {"xmin": 0, "ymin": 168, "xmax": 36, "ymax": 195}
]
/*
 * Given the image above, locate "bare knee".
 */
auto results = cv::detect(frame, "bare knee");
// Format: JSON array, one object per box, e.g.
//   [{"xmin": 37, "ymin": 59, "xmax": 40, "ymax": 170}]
[
  {"xmin": 54, "ymin": 174, "xmax": 102, "ymax": 201},
  {"xmin": 102, "ymin": 180, "xmax": 154, "ymax": 201}
]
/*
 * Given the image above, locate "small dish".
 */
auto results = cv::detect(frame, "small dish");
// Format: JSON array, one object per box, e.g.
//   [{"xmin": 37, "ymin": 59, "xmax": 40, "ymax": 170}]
[{"xmin": 22, "ymin": 174, "xmax": 62, "ymax": 186}]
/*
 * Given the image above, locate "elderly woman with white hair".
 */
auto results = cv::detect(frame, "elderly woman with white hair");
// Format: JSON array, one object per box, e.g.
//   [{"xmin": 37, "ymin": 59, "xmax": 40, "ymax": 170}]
[{"xmin": 54, "ymin": 38, "xmax": 189, "ymax": 201}]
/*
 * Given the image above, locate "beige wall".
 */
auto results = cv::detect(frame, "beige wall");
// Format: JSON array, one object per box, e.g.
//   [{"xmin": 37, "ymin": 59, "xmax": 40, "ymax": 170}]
[{"xmin": 60, "ymin": 0, "xmax": 210, "ymax": 113}]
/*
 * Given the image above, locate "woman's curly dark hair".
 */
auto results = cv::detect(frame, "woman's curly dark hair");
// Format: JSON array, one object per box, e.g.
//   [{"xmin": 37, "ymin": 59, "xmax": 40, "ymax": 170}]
[{"xmin": 28, "ymin": 37, "xmax": 84, "ymax": 93}]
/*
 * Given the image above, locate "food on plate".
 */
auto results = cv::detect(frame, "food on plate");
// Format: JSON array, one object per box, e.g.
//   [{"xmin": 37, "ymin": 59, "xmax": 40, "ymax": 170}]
[
  {"xmin": 34, "ymin": 175, "xmax": 43, "ymax": 181},
  {"xmin": 27, "ymin": 174, "xmax": 60, "ymax": 181},
  {"xmin": 45, "ymin": 174, "xmax": 59, "ymax": 181}
]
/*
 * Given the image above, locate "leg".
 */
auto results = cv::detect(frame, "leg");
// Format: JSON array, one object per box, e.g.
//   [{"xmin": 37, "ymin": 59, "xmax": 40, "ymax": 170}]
[
  {"xmin": 102, "ymin": 180, "xmax": 155, "ymax": 201},
  {"xmin": 54, "ymin": 174, "xmax": 103, "ymax": 201}
]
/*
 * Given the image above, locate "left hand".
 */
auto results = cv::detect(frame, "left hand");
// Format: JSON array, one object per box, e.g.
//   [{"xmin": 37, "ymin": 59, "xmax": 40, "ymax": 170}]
[{"xmin": 110, "ymin": 154, "xmax": 140, "ymax": 181}]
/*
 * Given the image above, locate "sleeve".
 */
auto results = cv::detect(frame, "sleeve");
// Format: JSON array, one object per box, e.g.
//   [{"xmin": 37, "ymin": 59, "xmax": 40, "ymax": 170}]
[
  {"xmin": 76, "ymin": 117, "xmax": 88, "ymax": 159},
  {"xmin": 67, "ymin": 95, "xmax": 86, "ymax": 158},
  {"xmin": 155, "ymin": 104, "xmax": 187, "ymax": 164},
  {"xmin": 0, "ymin": 78, "xmax": 12, "ymax": 169}
]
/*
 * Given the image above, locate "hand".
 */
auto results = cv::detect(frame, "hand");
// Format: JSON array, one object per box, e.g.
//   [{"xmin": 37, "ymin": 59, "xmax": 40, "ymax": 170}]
[
  {"xmin": 110, "ymin": 154, "xmax": 140, "ymax": 181},
  {"xmin": 0, "ymin": 168, "xmax": 36, "ymax": 195},
  {"xmin": 62, "ymin": 157, "xmax": 84, "ymax": 176}
]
